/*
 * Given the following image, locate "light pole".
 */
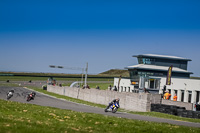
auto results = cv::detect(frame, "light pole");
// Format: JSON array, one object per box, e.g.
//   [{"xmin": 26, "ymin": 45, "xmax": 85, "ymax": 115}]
[
  {"xmin": 84, "ymin": 62, "xmax": 88, "ymax": 88},
  {"xmin": 49, "ymin": 63, "xmax": 88, "ymax": 87}
]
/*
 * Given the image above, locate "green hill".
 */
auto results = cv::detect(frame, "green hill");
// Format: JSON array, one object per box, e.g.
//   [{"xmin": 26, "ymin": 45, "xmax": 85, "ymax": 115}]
[{"xmin": 99, "ymin": 69, "xmax": 129, "ymax": 77}]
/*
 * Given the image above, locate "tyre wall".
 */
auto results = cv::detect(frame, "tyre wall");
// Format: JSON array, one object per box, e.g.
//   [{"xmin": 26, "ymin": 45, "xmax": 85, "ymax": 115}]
[{"xmin": 151, "ymin": 104, "xmax": 200, "ymax": 119}]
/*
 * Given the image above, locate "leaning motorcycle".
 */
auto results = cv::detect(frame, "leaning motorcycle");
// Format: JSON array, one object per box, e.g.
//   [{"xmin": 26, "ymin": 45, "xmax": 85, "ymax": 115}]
[
  {"xmin": 105, "ymin": 102, "xmax": 120, "ymax": 113},
  {"xmin": 27, "ymin": 94, "xmax": 35, "ymax": 102},
  {"xmin": 7, "ymin": 92, "xmax": 13, "ymax": 100}
]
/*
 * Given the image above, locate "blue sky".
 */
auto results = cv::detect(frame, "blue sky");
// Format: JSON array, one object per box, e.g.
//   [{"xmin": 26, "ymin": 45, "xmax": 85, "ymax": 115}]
[{"xmin": 0, "ymin": 0, "xmax": 200, "ymax": 76}]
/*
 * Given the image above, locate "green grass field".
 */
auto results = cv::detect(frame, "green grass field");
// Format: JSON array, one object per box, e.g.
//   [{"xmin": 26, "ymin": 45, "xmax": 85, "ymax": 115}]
[
  {"xmin": 0, "ymin": 76, "xmax": 114, "ymax": 82},
  {"xmin": 0, "ymin": 76, "xmax": 113, "ymax": 90},
  {"xmin": 1, "ymin": 99, "xmax": 200, "ymax": 133}
]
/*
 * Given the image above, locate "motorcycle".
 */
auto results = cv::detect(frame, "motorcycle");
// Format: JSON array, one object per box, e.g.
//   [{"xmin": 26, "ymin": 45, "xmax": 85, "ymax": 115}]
[
  {"xmin": 105, "ymin": 102, "xmax": 120, "ymax": 113},
  {"xmin": 27, "ymin": 93, "xmax": 36, "ymax": 102},
  {"xmin": 7, "ymin": 92, "xmax": 13, "ymax": 100}
]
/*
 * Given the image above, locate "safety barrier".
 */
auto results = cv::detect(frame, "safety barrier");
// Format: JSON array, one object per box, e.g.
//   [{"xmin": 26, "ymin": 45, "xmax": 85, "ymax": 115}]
[
  {"xmin": 151, "ymin": 104, "xmax": 200, "ymax": 119},
  {"xmin": 47, "ymin": 85, "xmax": 158, "ymax": 112}
]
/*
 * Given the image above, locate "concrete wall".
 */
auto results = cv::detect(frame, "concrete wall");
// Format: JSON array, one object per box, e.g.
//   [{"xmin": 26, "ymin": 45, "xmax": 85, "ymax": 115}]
[
  {"xmin": 149, "ymin": 94, "xmax": 162, "ymax": 104},
  {"xmin": 149, "ymin": 94, "xmax": 193, "ymax": 110},
  {"xmin": 47, "ymin": 85, "xmax": 152, "ymax": 112},
  {"xmin": 47, "ymin": 85, "xmax": 195, "ymax": 111},
  {"xmin": 162, "ymin": 99, "xmax": 193, "ymax": 110}
]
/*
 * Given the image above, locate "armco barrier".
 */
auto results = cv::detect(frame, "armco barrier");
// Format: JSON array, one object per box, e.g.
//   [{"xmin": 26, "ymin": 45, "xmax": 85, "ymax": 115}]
[{"xmin": 47, "ymin": 85, "xmax": 154, "ymax": 112}]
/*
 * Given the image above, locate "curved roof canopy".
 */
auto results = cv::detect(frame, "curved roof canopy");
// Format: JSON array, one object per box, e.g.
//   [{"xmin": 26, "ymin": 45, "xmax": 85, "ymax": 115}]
[
  {"xmin": 125, "ymin": 64, "xmax": 193, "ymax": 74},
  {"xmin": 133, "ymin": 54, "xmax": 192, "ymax": 61}
]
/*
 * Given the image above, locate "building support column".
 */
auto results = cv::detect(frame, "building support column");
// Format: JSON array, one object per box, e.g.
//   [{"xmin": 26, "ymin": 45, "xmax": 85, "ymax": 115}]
[
  {"xmin": 198, "ymin": 91, "xmax": 200, "ymax": 103},
  {"xmin": 171, "ymin": 89, "xmax": 175, "ymax": 101},
  {"xmin": 177, "ymin": 89, "xmax": 182, "ymax": 102},
  {"xmin": 184, "ymin": 90, "xmax": 188, "ymax": 103},
  {"xmin": 191, "ymin": 90, "xmax": 197, "ymax": 104}
]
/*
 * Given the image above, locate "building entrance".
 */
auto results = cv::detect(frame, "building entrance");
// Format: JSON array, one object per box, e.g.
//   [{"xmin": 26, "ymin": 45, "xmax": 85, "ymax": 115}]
[{"xmin": 139, "ymin": 77, "xmax": 160, "ymax": 91}]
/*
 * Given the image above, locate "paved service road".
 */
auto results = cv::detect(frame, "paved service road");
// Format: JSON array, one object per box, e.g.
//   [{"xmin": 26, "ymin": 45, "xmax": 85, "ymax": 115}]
[{"xmin": 0, "ymin": 86, "xmax": 200, "ymax": 128}]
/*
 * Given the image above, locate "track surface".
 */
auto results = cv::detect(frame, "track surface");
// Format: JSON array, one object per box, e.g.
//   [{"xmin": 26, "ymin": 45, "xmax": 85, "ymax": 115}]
[{"xmin": 0, "ymin": 86, "xmax": 200, "ymax": 128}]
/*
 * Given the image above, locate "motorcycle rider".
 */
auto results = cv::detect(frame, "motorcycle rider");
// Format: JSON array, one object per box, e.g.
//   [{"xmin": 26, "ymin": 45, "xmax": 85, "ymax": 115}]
[
  {"xmin": 28, "ymin": 92, "xmax": 36, "ymax": 100},
  {"xmin": 106, "ymin": 98, "xmax": 120, "ymax": 109},
  {"xmin": 7, "ymin": 90, "xmax": 14, "ymax": 99},
  {"xmin": 7, "ymin": 90, "xmax": 14, "ymax": 96}
]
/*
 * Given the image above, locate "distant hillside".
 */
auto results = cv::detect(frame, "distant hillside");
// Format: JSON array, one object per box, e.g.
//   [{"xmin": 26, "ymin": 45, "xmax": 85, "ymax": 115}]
[
  {"xmin": 190, "ymin": 77, "xmax": 200, "ymax": 80},
  {"xmin": 99, "ymin": 69, "xmax": 129, "ymax": 77}
]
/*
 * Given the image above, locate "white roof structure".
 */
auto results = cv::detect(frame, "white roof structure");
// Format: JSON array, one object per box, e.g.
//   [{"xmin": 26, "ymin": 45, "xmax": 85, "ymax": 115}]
[
  {"xmin": 133, "ymin": 54, "xmax": 192, "ymax": 61},
  {"xmin": 125, "ymin": 64, "xmax": 193, "ymax": 74}
]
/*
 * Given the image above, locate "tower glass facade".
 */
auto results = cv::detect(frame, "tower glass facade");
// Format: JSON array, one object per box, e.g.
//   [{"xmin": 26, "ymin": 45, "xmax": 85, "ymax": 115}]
[{"xmin": 138, "ymin": 57, "xmax": 188, "ymax": 70}]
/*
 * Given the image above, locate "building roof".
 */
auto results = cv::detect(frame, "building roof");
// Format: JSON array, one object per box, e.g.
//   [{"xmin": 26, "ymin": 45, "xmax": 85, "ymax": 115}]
[
  {"xmin": 125, "ymin": 64, "xmax": 193, "ymax": 74},
  {"xmin": 132, "ymin": 54, "xmax": 192, "ymax": 61}
]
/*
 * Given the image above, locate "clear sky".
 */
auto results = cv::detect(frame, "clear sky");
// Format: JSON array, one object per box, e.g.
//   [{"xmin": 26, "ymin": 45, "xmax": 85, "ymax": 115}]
[{"xmin": 0, "ymin": 0, "xmax": 200, "ymax": 76}]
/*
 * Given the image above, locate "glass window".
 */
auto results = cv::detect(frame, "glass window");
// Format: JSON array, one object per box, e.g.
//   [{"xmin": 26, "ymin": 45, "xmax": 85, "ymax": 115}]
[
  {"xmin": 138, "ymin": 58, "xmax": 143, "ymax": 64},
  {"xmin": 145, "ymin": 58, "xmax": 151, "ymax": 64},
  {"xmin": 147, "ymin": 72, "xmax": 154, "ymax": 76}
]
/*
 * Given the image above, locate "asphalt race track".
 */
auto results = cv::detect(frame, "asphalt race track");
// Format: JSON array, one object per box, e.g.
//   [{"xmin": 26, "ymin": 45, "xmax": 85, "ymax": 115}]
[{"xmin": 1, "ymin": 86, "xmax": 200, "ymax": 128}]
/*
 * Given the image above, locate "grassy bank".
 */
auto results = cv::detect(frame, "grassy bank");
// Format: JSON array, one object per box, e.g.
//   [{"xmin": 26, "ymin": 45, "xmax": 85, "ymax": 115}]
[{"xmin": 0, "ymin": 99, "xmax": 200, "ymax": 133}]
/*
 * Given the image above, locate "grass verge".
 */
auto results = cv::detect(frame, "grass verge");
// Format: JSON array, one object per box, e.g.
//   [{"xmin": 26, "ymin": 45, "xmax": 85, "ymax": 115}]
[{"xmin": 0, "ymin": 99, "xmax": 200, "ymax": 133}]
